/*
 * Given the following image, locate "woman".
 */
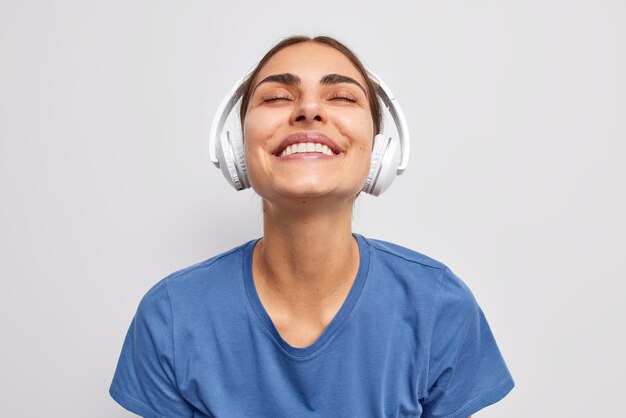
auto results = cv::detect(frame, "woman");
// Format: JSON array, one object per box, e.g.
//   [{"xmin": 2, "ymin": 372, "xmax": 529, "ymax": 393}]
[{"xmin": 110, "ymin": 35, "xmax": 514, "ymax": 418}]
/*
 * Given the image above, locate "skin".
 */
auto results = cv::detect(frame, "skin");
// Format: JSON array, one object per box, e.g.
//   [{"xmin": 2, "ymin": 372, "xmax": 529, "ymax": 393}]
[
  {"xmin": 243, "ymin": 43, "xmax": 473, "ymax": 418},
  {"xmin": 243, "ymin": 42, "xmax": 373, "ymax": 348}
]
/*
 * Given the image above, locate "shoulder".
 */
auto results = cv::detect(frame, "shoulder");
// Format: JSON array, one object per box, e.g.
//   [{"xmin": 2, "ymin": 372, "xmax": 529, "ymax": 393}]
[
  {"xmin": 136, "ymin": 239, "xmax": 255, "ymax": 313},
  {"xmin": 166, "ymin": 240, "xmax": 252, "ymax": 285},
  {"xmin": 364, "ymin": 235, "xmax": 447, "ymax": 270},
  {"xmin": 361, "ymin": 234, "xmax": 479, "ymax": 313}
]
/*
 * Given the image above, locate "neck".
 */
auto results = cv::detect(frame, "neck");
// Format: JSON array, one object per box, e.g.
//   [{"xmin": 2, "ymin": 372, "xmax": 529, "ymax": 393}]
[{"xmin": 253, "ymin": 197, "xmax": 359, "ymax": 310}]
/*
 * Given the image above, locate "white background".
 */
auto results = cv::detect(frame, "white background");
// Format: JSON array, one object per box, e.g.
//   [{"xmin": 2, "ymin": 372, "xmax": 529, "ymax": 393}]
[{"xmin": 1, "ymin": 1, "xmax": 624, "ymax": 416}]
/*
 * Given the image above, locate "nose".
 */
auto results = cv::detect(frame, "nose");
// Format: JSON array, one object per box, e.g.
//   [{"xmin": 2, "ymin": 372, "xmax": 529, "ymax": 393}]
[{"xmin": 290, "ymin": 92, "xmax": 327, "ymax": 125}]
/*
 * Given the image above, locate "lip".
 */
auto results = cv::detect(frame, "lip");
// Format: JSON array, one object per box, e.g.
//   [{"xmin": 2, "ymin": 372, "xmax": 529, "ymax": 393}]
[{"xmin": 273, "ymin": 131, "xmax": 342, "ymax": 156}]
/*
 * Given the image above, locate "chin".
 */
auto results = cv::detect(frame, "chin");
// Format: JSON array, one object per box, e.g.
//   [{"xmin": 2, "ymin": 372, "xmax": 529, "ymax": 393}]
[
  {"xmin": 277, "ymin": 185, "xmax": 334, "ymax": 199},
  {"xmin": 271, "ymin": 182, "xmax": 362, "ymax": 201}
]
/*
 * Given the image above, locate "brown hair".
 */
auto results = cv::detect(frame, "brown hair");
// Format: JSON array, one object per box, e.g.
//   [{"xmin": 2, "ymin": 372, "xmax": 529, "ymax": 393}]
[{"xmin": 238, "ymin": 35, "xmax": 383, "ymax": 135}]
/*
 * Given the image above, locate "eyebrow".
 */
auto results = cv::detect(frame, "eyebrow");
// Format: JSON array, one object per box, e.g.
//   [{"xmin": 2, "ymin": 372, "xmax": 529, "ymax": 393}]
[{"xmin": 253, "ymin": 73, "xmax": 368, "ymax": 97}]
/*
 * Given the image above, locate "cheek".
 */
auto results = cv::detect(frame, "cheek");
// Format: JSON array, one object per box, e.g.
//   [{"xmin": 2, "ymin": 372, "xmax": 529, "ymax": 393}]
[
  {"xmin": 242, "ymin": 113, "xmax": 279, "ymax": 181},
  {"xmin": 243, "ymin": 108, "xmax": 285, "ymax": 143},
  {"xmin": 334, "ymin": 112, "xmax": 375, "ymax": 149},
  {"xmin": 243, "ymin": 114, "xmax": 270, "ymax": 154},
  {"xmin": 336, "ymin": 106, "xmax": 373, "ymax": 131}
]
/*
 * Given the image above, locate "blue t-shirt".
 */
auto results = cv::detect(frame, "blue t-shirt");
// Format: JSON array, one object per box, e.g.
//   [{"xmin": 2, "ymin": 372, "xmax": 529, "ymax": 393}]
[{"xmin": 110, "ymin": 233, "xmax": 514, "ymax": 417}]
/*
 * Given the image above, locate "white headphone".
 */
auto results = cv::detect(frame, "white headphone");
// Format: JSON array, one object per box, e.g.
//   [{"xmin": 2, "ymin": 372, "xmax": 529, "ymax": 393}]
[{"xmin": 209, "ymin": 68, "xmax": 410, "ymax": 196}]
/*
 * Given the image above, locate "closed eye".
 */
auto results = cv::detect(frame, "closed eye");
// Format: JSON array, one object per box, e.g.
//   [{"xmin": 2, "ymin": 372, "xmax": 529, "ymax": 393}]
[
  {"xmin": 262, "ymin": 96, "xmax": 293, "ymax": 103},
  {"xmin": 329, "ymin": 93, "xmax": 357, "ymax": 103}
]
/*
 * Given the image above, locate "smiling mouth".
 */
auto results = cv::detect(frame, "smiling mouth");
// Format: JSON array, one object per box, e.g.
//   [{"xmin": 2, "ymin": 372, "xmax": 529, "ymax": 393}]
[
  {"xmin": 279, "ymin": 142, "xmax": 336, "ymax": 157},
  {"xmin": 273, "ymin": 132, "xmax": 342, "ymax": 157}
]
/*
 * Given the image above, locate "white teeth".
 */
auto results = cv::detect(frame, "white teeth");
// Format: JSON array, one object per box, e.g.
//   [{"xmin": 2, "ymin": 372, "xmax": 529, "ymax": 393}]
[{"xmin": 280, "ymin": 142, "xmax": 336, "ymax": 157}]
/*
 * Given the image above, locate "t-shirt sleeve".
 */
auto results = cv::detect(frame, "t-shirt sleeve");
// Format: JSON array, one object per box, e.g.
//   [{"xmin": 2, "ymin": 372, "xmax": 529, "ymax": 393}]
[
  {"xmin": 420, "ymin": 267, "xmax": 515, "ymax": 418},
  {"xmin": 109, "ymin": 279, "xmax": 195, "ymax": 418}
]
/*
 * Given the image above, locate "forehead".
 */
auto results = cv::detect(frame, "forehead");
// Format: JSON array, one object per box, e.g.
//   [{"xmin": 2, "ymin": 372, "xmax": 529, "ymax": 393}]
[{"xmin": 254, "ymin": 43, "xmax": 367, "ymax": 87}]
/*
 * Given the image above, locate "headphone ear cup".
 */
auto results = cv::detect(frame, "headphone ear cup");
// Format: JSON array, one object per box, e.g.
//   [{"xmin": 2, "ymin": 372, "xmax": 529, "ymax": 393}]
[
  {"xmin": 362, "ymin": 134, "xmax": 387, "ymax": 195},
  {"xmin": 217, "ymin": 128, "xmax": 249, "ymax": 190},
  {"xmin": 232, "ymin": 129, "xmax": 249, "ymax": 189},
  {"xmin": 362, "ymin": 133, "xmax": 401, "ymax": 196}
]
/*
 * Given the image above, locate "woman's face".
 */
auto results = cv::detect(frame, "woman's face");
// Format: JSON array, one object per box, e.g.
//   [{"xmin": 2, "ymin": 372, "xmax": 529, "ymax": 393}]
[{"xmin": 243, "ymin": 42, "xmax": 374, "ymax": 204}]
